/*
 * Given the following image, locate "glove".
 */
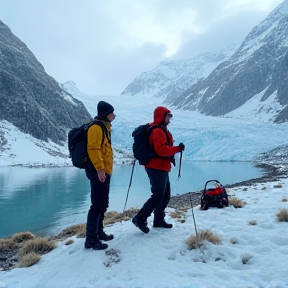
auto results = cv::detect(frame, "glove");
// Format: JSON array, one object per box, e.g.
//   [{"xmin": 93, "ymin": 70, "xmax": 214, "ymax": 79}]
[
  {"xmin": 170, "ymin": 156, "xmax": 176, "ymax": 166},
  {"xmin": 178, "ymin": 142, "xmax": 185, "ymax": 151}
]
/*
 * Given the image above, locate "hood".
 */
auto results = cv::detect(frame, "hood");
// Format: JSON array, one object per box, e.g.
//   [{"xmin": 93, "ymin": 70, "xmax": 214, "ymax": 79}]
[{"xmin": 153, "ymin": 106, "xmax": 171, "ymax": 125}]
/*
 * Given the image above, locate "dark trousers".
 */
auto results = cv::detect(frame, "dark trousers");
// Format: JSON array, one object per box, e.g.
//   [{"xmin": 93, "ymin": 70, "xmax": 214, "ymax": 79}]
[
  {"xmin": 136, "ymin": 168, "xmax": 171, "ymax": 224},
  {"xmin": 85, "ymin": 168, "xmax": 111, "ymax": 242}
]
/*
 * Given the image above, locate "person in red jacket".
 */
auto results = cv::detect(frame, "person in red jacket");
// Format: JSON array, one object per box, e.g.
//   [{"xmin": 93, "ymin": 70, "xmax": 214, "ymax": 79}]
[{"xmin": 132, "ymin": 106, "xmax": 185, "ymax": 233}]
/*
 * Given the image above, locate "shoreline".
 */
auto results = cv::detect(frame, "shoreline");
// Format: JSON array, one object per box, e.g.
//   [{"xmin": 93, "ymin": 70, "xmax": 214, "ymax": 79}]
[
  {"xmin": 1, "ymin": 162, "xmax": 286, "ymax": 271},
  {"xmin": 168, "ymin": 162, "xmax": 287, "ymax": 210}
]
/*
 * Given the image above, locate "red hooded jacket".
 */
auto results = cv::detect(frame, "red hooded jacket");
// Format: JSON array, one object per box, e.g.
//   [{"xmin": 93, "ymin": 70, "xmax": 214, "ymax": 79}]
[{"xmin": 145, "ymin": 106, "xmax": 181, "ymax": 172}]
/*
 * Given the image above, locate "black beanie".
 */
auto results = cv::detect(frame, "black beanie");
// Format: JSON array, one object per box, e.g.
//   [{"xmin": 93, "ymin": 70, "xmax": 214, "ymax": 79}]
[{"xmin": 97, "ymin": 101, "xmax": 114, "ymax": 118}]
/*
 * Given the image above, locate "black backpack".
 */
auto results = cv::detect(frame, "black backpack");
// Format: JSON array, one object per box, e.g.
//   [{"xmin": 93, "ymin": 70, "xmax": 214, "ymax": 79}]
[
  {"xmin": 200, "ymin": 180, "xmax": 229, "ymax": 210},
  {"xmin": 132, "ymin": 123, "xmax": 166, "ymax": 166},
  {"xmin": 68, "ymin": 120, "xmax": 109, "ymax": 169}
]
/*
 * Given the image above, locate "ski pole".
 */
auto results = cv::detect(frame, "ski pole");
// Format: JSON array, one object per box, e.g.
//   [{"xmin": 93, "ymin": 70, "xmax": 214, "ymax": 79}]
[
  {"xmin": 122, "ymin": 159, "xmax": 136, "ymax": 215},
  {"xmin": 189, "ymin": 192, "xmax": 199, "ymax": 240},
  {"xmin": 178, "ymin": 150, "xmax": 182, "ymax": 178}
]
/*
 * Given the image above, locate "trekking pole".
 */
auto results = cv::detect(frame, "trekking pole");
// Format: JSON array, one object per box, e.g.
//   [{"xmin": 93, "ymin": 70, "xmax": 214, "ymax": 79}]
[
  {"xmin": 122, "ymin": 159, "xmax": 136, "ymax": 217},
  {"xmin": 189, "ymin": 192, "xmax": 200, "ymax": 245},
  {"xmin": 178, "ymin": 150, "xmax": 182, "ymax": 178}
]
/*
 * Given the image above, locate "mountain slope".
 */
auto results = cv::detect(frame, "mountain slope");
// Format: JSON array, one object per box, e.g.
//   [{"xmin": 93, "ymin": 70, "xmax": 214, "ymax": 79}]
[
  {"xmin": 121, "ymin": 44, "xmax": 238, "ymax": 100},
  {"xmin": 166, "ymin": 0, "xmax": 288, "ymax": 123},
  {"xmin": 0, "ymin": 20, "xmax": 91, "ymax": 144}
]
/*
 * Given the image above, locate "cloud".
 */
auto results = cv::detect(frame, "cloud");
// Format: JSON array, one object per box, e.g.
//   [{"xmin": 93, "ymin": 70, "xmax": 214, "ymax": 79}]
[
  {"xmin": 172, "ymin": 0, "xmax": 285, "ymax": 59},
  {"xmin": 77, "ymin": 41, "xmax": 168, "ymax": 95},
  {"xmin": 0, "ymin": 0, "xmax": 285, "ymax": 95}
]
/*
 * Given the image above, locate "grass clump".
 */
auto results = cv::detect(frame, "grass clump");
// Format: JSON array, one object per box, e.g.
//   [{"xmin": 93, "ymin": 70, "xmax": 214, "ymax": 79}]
[
  {"xmin": 104, "ymin": 207, "xmax": 140, "ymax": 225},
  {"xmin": 19, "ymin": 252, "xmax": 41, "ymax": 268},
  {"xmin": 229, "ymin": 197, "xmax": 245, "ymax": 208},
  {"xmin": 20, "ymin": 238, "xmax": 56, "ymax": 257},
  {"xmin": 0, "ymin": 238, "xmax": 18, "ymax": 253},
  {"xmin": 12, "ymin": 232, "xmax": 35, "ymax": 243},
  {"xmin": 57, "ymin": 224, "xmax": 86, "ymax": 239},
  {"xmin": 185, "ymin": 229, "xmax": 221, "ymax": 250},
  {"xmin": 65, "ymin": 239, "xmax": 74, "ymax": 245},
  {"xmin": 170, "ymin": 210, "xmax": 183, "ymax": 219},
  {"xmin": 276, "ymin": 208, "xmax": 288, "ymax": 222},
  {"xmin": 230, "ymin": 237, "xmax": 238, "ymax": 244},
  {"xmin": 248, "ymin": 220, "xmax": 257, "ymax": 226},
  {"xmin": 241, "ymin": 253, "xmax": 253, "ymax": 264}
]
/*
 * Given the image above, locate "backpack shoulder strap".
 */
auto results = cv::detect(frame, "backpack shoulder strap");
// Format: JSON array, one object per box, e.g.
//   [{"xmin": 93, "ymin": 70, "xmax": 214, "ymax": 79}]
[
  {"xmin": 148, "ymin": 125, "xmax": 170, "ymax": 144},
  {"xmin": 87, "ymin": 120, "xmax": 111, "ymax": 145}
]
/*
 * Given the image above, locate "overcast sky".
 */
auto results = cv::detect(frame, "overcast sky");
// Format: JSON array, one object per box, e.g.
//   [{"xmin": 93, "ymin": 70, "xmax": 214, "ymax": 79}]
[{"xmin": 0, "ymin": 0, "xmax": 285, "ymax": 96}]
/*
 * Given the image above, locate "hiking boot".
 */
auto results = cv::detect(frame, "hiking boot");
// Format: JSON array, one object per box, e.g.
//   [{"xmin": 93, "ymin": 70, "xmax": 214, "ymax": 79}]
[
  {"xmin": 99, "ymin": 231, "xmax": 114, "ymax": 241},
  {"xmin": 153, "ymin": 221, "xmax": 173, "ymax": 229},
  {"xmin": 132, "ymin": 216, "xmax": 150, "ymax": 233},
  {"xmin": 84, "ymin": 239, "xmax": 108, "ymax": 250}
]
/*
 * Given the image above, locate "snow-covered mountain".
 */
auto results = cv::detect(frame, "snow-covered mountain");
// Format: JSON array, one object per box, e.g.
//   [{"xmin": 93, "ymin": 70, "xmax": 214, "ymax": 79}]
[
  {"xmin": 121, "ymin": 1, "xmax": 288, "ymax": 124},
  {"xmin": 166, "ymin": 0, "xmax": 288, "ymax": 123},
  {"xmin": 1, "ymin": 80, "xmax": 287, "ymax": 168},
  {"xmin": 63, "ymin": 82, "xmax": 288, "ymax": 162},
  {"xmin": 0, "ymin": 20, "xmax": 91, "ymax": 145},
  {"xmin": 121, "ymin": 44, "xmax": 239, "ymax": 100}
]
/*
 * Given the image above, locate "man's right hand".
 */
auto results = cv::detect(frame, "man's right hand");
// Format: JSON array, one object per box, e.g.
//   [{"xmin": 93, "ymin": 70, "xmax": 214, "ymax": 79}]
[
  {"xmin": 179, "ymin": 142, "xmax": 185, "ymax": 151},
  {"xmin": 97, "ymin": 169, "xmax": 106, "ymax": 182}
]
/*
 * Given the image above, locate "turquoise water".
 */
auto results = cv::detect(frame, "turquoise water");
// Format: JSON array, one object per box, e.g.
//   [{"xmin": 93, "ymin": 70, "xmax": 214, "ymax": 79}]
[{"xmin": 0, "ymin": 161, "xmax": 264, "ymax": 238}]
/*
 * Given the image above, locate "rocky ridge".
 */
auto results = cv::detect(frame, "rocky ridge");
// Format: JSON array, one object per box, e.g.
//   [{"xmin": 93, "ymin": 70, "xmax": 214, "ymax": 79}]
[{"xmin": 0, "ymin": 20, "xmax": 91, "ymax": 145}]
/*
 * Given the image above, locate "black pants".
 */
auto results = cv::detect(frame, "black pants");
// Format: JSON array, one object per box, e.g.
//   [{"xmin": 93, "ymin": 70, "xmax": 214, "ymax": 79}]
[
  {"xmin": 136, "ymin": 168, "xmax": 171, "ymax": 224},
  {"xmin": 85, "ymin": 168, "xmax": 111, "ymax": 242}
]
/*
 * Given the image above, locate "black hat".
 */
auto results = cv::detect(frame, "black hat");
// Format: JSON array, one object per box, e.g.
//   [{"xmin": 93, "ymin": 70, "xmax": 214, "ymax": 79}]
[{"xmin": 97, "ymin": 101, "xmax": 114, "ymax": 118}]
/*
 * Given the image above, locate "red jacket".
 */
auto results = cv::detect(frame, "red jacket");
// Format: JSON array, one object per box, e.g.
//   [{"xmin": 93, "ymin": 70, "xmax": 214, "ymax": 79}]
[{"xmin": 145, "ymin": 106, "xmax": 181, "ymax": 172}]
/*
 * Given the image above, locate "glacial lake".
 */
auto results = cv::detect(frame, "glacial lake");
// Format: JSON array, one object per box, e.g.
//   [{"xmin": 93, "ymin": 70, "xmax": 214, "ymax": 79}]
[{"xmin": 0, "ymin": 160, "xmax": 265, "ymax": 238}]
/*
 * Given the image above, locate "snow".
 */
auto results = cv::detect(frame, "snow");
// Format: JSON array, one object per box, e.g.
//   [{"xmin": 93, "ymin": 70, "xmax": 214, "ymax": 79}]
[
  {"xmin": 0, "ymin": 120, "xmax": 71, "ymax": 167},
  {"xmin": 225, "ymin": 88, "xmax": 286, "ymax": 123},
  {"xmin": 1, "ymin": 178, "xmax": 288, "ymax": 288}
]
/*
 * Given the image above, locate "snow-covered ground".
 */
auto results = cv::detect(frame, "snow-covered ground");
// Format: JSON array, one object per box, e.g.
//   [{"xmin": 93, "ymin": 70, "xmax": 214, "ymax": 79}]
[{"xmin": 1, "ymin": 178, "xmax": 288, "ymax": 288}]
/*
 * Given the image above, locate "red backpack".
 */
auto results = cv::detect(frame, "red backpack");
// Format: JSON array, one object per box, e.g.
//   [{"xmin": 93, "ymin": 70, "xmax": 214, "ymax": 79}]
[{"xmin": 200, "ymin": 180, "xmax": 229, "ymax": 210}]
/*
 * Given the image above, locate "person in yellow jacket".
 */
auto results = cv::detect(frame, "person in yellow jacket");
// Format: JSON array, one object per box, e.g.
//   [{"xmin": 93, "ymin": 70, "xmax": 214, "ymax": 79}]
[{"xmin": 84, "ymin": 101, "xmax": 115, "ymax": 250}]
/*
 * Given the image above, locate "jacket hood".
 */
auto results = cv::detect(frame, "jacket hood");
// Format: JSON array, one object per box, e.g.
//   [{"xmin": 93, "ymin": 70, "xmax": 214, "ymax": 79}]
[{"xmin": 153, "ymin": 106, "xmax": 171, "ymax": 125}]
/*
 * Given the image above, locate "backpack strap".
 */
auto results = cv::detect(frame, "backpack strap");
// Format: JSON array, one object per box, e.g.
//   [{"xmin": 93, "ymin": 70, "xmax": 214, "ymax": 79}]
[
  {"xmin": 148, "ymin": 125, "xmax": 171, "ymax": 157},
  {"xmin": 86, "ymin": 120, "xmax": 111, "ymax": 145},
  {"xmin": 149, "ymin": 125, "xmax": 171, "ymax": 146}
]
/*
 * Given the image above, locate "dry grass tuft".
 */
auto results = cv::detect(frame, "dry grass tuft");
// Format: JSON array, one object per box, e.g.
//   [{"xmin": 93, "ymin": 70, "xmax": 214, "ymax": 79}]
[
  {"xmin": 19, "ymin": 252, "xmax": 41, "ymax": 268},
  {"xmin": 20, "ymin": 238, "xmax": 56, "ymax": 257},
  {"xmin": 104, "ymin": 207, "xmax": 140, "ymax": 225},
  {"xmin": 0, "ymin": 238, "xmax": 18, "ymax": 253},
  {"xmin": 276, "ymin": 208, "xmax": 288, "ymax": 222},
  {"xmin": 170, "ymin": 210, "xmax": 183, "ymax": 219},
  {"xmin": 65, "ymin": 239, "xmax": 74, "ymax": 245},
  {"xmin": 229, "ymin": 197, "xmax": 245, "ymax": 208},
  {"xmin": 230, "ymin": 237, "xmax": 238, "ymax": 244},
  {"xmin": 57, "ymin": 224, "xmax": 86, "ymax": 239},
  {"xmin": 241, "ymin": 253, "xmax": 253, "ymax": 264},
  {"xmin": 248, "ymin": 220, "xmax": 257, "ymax": 226},
  {"xmin": 185, "ymin": 229, "xmax": 221, "ymax": 250},
  {"xmin": 282, "ymin": 198, "xmax": 287, "ymax": 202},
  {"xmin": 12, "ymin": 232, "xmax": 35, "ymax": 243}
]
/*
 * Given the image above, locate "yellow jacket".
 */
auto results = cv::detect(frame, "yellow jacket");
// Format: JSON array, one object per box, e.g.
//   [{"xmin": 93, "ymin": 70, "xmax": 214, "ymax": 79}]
[{"xmin": 87, "ymin": 120, "xmax": 113, "ymax": 175}]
